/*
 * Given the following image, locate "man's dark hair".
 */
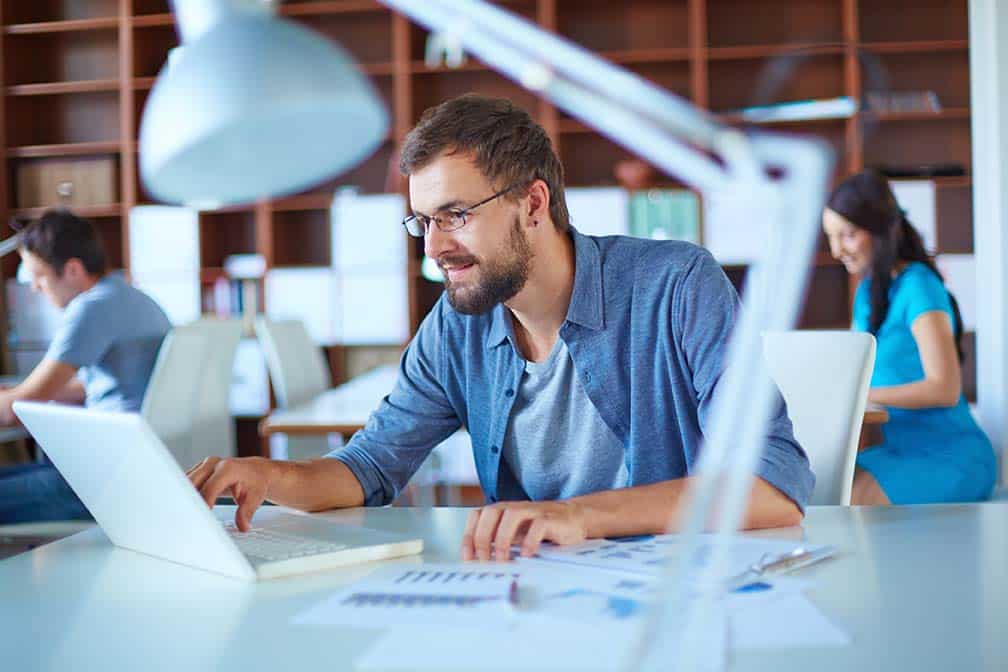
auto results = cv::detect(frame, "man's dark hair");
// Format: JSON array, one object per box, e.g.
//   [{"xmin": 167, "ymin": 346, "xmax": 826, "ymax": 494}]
[
  {"xmin": 19, "ymin": 209, "xmax": 107, "ymax": 276},
  {"xmin": 400, "ymin": 94, "xmax": 571, "ymax": 232}
]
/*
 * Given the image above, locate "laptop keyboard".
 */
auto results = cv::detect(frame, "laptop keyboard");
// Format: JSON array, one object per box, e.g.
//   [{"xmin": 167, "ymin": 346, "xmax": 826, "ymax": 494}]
[{"xmin": 223, "ymin": 522, "xmax": 347, "ymax": 562}]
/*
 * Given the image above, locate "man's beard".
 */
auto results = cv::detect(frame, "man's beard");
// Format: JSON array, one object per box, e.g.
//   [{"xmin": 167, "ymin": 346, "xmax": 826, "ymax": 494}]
[{"xmin": 441, "ymin": 216, "xmax": 532, "ymax": 315}]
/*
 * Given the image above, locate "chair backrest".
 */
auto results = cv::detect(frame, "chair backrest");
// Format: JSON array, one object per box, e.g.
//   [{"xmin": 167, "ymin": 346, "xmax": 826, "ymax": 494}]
[
  {"xmin": 188, "ymin": 319, "xmax": 243, "ymax": 461},
  {"xmin": 254, "ymin": 318, "xmax": 332, "ymax": 409},
  {"xmin": 762, "ymin": 330, "xmax": 876, "ymax": 506},
  {"xmin": 140, "ymin": 324, "xmax": 209, "ymax": 469}
]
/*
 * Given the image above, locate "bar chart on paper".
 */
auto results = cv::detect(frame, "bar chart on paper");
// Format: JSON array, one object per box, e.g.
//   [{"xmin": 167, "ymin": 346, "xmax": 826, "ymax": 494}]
[{"xmin": 293, "ymin": 564, "xmax": 518, "ymax": 628}]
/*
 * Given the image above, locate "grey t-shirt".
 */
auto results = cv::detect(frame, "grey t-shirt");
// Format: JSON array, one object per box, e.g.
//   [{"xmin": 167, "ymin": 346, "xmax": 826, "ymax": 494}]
[
  {"xmin": 45, "ymin": 274, "xmax": 171, "ymax": 412},
  {"xmin": 498, "ymin": 338, "xmax": 628, "ymax": 501}
]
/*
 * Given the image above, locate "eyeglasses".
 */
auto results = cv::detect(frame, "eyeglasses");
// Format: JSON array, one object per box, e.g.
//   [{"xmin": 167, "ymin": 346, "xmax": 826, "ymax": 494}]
[{"xmin": 402, "ymin": 183, "xmax": 521, "ymax": 238}]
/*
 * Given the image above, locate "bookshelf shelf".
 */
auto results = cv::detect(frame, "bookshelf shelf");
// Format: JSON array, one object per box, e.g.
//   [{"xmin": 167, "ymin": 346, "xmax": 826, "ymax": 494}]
[
  {"xmin": 705, "ymin": 43, "xmax": 845, "ymax": 61},
  {"xmin": 279, "ymin": 1, "xmax": 385, "ymax": 17},
  {"xmin": 6, "ymin": 79, "xmax": 121, "ymax": 96},
  {"xmin": 13, "ymin": 204, "xmax": 121, "ymax": 219},
  {"xmin": 3, "ymin": 18, "xmax": 119, "ymax": 35},
  {"xmin": 131, "ymin": 14, "xmax": 175, "ymax": 28},
  {"xmin": 7, "ymin": 142, "xmax": 122, "ymax": 158},
  {"xmin": 860, "ymin": 39, "xmax": 969, "ymax": 54},
  {"xmin": 862, "ymin": 108, "xmax": 971, "ymax": 122}
]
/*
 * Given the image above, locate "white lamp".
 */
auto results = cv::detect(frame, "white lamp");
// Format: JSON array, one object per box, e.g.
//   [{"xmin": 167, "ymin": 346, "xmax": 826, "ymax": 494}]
[{"xmin": 139, "ymin": 0, "xmax": 388, "ymax": 209}]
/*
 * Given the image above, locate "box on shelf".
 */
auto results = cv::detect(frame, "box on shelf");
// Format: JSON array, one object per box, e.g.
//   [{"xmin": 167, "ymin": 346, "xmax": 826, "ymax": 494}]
[{"xmin": 16, "ymin": 157, "xmax": 118, "ymax": 209}]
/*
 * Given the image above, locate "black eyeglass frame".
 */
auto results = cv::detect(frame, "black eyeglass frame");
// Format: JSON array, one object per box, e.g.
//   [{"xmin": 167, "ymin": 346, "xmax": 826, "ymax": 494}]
[{"xmin": 401, "ymin": 182, "xmax": 523, "ymax": 238}]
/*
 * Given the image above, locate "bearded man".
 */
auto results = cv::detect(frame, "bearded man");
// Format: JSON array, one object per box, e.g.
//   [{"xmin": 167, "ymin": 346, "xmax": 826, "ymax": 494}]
[{"xmin": 188, "ymin": 94, "xmax": 814, "ymax": 561}]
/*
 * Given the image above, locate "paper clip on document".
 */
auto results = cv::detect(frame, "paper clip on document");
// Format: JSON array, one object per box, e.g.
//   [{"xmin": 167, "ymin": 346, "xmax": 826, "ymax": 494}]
[{"xmin": 725, "ymin": 545, "xmax": 837, "ymax": 592}]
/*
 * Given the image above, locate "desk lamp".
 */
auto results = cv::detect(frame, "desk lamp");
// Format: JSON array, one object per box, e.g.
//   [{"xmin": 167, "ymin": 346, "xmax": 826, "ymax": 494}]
[
  {"xmin": 142, "ymin": 1, "xmax": 834, "ymax": 668},
  {"xmin": 138, "ymin": 0, "xmax": 388, "ymax": 210}
]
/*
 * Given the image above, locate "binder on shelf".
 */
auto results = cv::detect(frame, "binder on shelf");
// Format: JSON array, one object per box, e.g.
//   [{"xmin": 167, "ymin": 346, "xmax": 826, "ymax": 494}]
[{"xmin": 628, "ymin": 189, "xmax": 700, "ymax": 244}]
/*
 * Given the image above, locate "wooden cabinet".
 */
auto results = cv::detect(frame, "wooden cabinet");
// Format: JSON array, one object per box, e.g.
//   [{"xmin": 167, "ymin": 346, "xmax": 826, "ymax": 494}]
[{"xmin": 0, "ymin": 0, "xmax": 975, "ymax": 396}]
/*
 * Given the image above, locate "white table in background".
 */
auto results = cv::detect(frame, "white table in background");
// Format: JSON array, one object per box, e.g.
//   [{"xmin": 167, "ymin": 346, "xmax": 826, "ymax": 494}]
[{"xmin": 1, "ymin": 503, "xmax": 1006, "ymax": 671}]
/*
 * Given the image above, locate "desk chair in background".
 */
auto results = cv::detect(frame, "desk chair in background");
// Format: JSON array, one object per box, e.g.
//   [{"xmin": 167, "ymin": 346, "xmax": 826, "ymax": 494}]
[
  {"xmin": 142, "ymin": 320, "xmax": 241, "ymax": 469},
  {"xmin": 255, "ymin": 318, "xmax": 335, "ymax": 460},
  {"xmin": 141, "ymin": 324, "xmax": 208, "ymax": 469},
  {"xmin": 763, "ymin": 331, "xmax": 876, "ymax": 505},
  {"xmin": 189, "ymin": 319, "xmax": 242, "ymax": 461}
]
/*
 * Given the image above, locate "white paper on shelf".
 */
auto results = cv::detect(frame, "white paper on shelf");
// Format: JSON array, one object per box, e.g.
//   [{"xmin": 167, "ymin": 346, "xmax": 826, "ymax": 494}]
[
  {"xmin": 890, "ymin": 180, "xmax": 937, "ymax": 255},
  {"xmin": 935, "ymin": 253, "xmax": 977, "ymax": 331},
  {"xmin": 339, "ymin": 270, "xmax": 409, "ymax": 345},
  {"xmin": 229, "ymin": 338, "xmax": 270, "ymax": 416},
  {"xmin": 565, "ymin": 187, "xmax": 629, "ymax": 237},
  {"xmin": 701, "ymin": 189, "xmax": 772, "ymax": 265},
  {"xmin": 128, "ymin": 206, "xmax": 200, "ymax": 273},
  {"xmin": 264, "ymin": 267, "xmax": 341, "ymax": 345},
  {"xmin": 332, "ymin": 191, "xmax": 408, "ymax": 271},
  {"xmin": 130, "ymin": 273, "xmax": 201, "ymax": 326}
]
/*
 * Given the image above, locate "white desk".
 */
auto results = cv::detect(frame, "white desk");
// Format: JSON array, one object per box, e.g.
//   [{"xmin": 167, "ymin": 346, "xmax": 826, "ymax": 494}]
[
  {"xmin": 259, "ymin": 365, "xmax": 477, "ymax": 488},
  {"xmin": 258, "ymin": 364, "xmax": 400, "ymax": 446},
  {"xmin": 1, "ymin": 503, "xmax": 1006, "ymax": 671}
]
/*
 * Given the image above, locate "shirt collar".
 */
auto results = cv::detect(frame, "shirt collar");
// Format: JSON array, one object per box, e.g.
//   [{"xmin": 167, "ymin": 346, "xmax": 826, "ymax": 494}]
[{"xmin": 485, "ymin": 227, "xmax": 604, "ymax": 350}]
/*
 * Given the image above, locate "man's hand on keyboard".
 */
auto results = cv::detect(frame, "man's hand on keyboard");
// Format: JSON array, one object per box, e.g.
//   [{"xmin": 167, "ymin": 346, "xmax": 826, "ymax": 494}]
[{"xmin": 187, "ymin": 457, "xmax": 277, "ymax": 531}]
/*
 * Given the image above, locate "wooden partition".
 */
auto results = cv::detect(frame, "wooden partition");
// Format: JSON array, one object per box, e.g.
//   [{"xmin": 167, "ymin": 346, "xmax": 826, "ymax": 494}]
[{"xmin": 0, "ymin": 0, "xmax": 975, "ymax": 400}]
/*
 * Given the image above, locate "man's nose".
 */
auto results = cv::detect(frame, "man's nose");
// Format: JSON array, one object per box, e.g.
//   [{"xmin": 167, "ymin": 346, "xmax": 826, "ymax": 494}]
[{"xmin": 424, "ymin": 224, "xmax": 457, "ymax": 260}]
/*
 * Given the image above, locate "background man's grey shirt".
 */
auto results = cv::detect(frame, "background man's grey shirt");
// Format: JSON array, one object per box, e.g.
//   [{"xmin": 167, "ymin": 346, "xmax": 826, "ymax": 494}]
[
  {"xmin": 331, "ymin": 229, "xmax": 815, "ymax": 509},
  {"xmin": 45, "ymin": 274, "xmax": 171, "ymax": 411}
]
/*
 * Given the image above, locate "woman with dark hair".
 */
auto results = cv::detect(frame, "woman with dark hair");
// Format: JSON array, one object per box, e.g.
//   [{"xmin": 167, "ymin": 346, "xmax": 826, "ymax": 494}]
[{"xmin": 822, "ymin": 170, "xmax": 995, "ymax": 505}]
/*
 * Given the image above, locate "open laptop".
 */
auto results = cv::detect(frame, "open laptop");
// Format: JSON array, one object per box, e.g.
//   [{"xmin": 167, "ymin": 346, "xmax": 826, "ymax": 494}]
[{"xmin": 13, "ymin": 401, "xmax": 423, "ymax": 581}]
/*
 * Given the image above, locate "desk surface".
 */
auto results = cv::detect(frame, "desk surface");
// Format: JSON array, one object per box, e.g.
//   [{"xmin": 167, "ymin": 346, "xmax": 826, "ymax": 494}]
[
  {"xmin": 2, "ymin": 503, "xmax": 1005, "ymax": 671},
  {"xmin": 259, "ymin": 364, "xmax": 399, "ymax": 437}
]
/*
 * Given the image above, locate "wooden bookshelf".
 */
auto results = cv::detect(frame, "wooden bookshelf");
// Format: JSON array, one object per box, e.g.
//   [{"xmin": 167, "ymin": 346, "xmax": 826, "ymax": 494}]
[{"xmin": 0, "ymin": 0, "xmax": 977, "ymax": 414}]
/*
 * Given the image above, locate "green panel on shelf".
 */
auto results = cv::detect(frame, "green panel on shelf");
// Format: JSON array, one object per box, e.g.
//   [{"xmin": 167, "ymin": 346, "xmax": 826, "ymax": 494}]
[{"xmin": 628, "ymin": 189, "xmax": 700, "ymax": 244}]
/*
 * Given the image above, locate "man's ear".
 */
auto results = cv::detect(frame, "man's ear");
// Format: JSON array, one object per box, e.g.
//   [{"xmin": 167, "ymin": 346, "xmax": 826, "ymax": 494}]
[
  {"xmin": 61, "ymin": 258, "xmax": 88, "ymax": 283},
  {"xmin": 526, "ymin": 179, "xmax": 551, "ymax": 221}
]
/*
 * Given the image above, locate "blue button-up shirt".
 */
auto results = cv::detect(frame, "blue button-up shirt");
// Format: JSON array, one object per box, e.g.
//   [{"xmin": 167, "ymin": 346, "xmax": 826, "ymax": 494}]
[{"xmin": 331, "ymin": 229, "xmax": 814, "ymax": 509}]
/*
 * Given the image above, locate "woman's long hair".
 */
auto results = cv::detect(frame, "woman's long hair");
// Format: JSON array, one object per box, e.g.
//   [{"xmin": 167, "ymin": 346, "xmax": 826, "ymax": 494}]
[{"xmin": 826, "ymin": 170, "xmax": 965, "ymax": 361}]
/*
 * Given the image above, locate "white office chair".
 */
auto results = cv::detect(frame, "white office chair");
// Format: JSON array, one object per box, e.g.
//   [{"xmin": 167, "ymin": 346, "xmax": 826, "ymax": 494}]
[
  {"xmin": 254, "ymin": 318, "xmax": 333, "ymax": 460},
  {"xmin": 141, "ymin": 324, "xmax": 209, "ymax": 470},
  {"xmin": 188, "ymin": 319, "xmax": 242, "ymax": 461},
  {"xmin": 763, "ymin": 330, "xmax": 876, "ymax": 506}
]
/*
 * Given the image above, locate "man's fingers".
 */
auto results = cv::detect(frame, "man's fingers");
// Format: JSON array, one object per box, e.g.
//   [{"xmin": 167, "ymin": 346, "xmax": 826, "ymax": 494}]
[
  {"xmin": 235, "ymin": 486, "xmax": 266, "ymax": 532},
  {"xmin": 461, "ymin": 509, "xmax": 480, "ymax": 561},
  {"xmin": 472, "ymin": 507, "xmax": 504, "ymax": 562},
  {"xmin": 198, "ymin": 466, "xmax": 238, "ymax": 509},
  {"xmin": 521, "ymin": 518, "xmax": 548, "ymax": 557},
  {"xmin": 492, "ymin": 509, "xmax": 530, "ymax": 562},
  {"xmin": 186, "ymin": 457, "xmax": 219, "ymax": 491}
]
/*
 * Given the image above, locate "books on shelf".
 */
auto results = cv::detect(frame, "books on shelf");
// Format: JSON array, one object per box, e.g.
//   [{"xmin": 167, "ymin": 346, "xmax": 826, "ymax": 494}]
[{"xmin": 864, "ymin": 90, "xmax": 942, "ymax": 114}]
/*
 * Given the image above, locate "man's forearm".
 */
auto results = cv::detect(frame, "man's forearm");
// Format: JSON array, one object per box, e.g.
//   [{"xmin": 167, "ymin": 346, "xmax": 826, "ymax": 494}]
[
  {"xmin": 266, "ymin": 458, "xmax": 366, "ymax": 511},
  {"xmin": 569, "ymin": 476, "xmax": 802, "ymax": 538}
]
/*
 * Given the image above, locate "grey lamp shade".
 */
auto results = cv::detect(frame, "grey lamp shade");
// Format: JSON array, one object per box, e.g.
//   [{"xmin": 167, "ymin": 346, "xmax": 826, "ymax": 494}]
[{"xmin": 139, "ymin": 15, "xmax": 388, "ymax": 208}]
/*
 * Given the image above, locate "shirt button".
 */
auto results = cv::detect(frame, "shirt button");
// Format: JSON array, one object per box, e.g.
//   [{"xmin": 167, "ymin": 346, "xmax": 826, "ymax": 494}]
[
  {"xmin": 505, "ymin": 389, "xmax": 514, "ymax": 397},
  {"xmin": 491, "ymin": 445, "xmax": 500, "ymax": 454},
  {"xmin": 584, "ymin": 372, "xmax": 592, "ymax": 383}
]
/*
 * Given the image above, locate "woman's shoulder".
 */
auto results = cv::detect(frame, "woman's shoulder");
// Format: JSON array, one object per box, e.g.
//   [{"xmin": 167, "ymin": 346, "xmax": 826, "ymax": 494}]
[{"xmin": 892, "ymin": 261, "xmax": 952, "ymax": 319}]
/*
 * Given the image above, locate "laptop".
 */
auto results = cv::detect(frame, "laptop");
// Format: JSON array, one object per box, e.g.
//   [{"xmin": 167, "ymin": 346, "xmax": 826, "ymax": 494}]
[{"xmin": 13, "ymin": 401, "xmax": 423, "ymax": 581}]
